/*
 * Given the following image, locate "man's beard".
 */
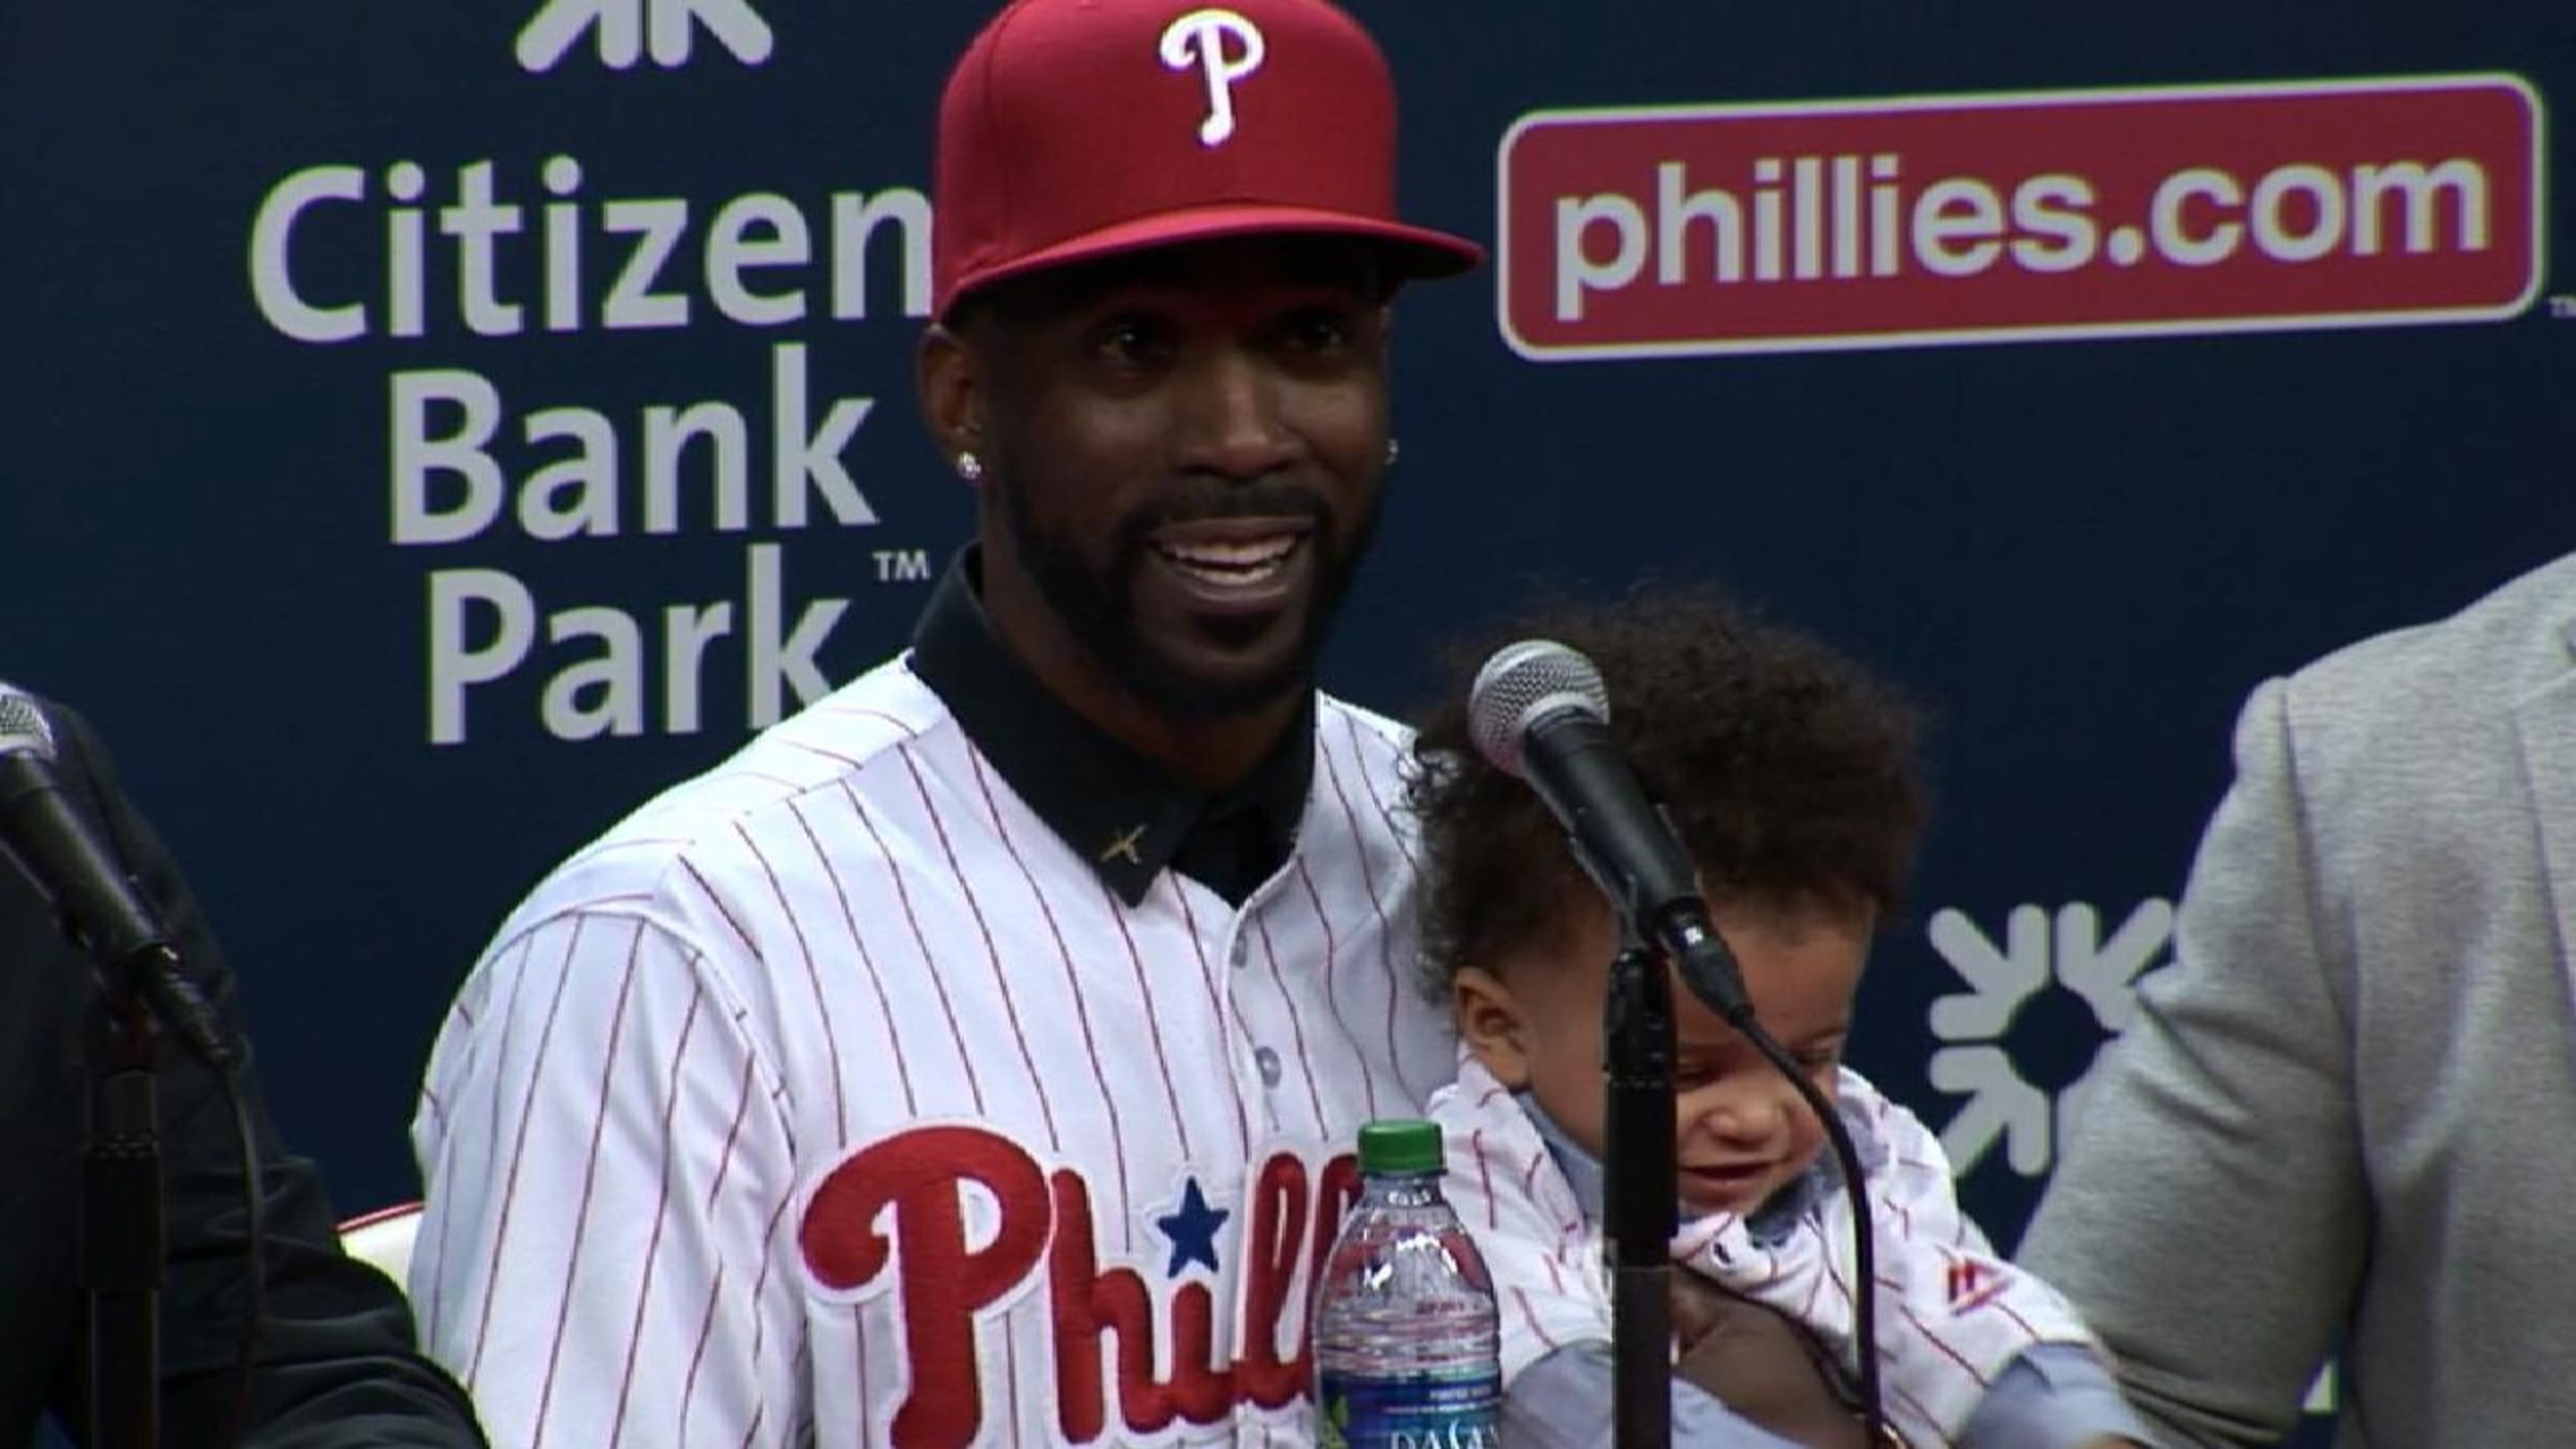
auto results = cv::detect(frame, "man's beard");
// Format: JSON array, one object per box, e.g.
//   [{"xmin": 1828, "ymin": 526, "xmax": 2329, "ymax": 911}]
[{"xmin": 1000, "ymin": 471, "xmax": 1383, "ymax": 723}]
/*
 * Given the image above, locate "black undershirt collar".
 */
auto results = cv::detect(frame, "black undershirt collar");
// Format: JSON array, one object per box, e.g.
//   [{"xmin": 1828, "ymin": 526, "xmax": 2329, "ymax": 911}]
[{"xmin": 906, "ymin": 548, "xmax": 1314, "ymax": 907}]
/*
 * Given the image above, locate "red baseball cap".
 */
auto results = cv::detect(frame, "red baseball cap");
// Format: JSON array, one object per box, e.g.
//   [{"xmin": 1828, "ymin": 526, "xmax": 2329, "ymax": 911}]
[{"xmin": 932, "ymin": 0, "xmax": 1484, "ymax": 319}]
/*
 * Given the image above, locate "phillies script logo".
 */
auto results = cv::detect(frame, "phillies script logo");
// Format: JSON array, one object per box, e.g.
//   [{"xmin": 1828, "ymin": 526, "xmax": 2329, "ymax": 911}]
[
  {"xmin": 800, "ymin": 1125, "xmax": 1358, "ymax": 1446},
  {"xmin": 1498, "ymin": 75, "xmax": 2542, "ymax": 359}
]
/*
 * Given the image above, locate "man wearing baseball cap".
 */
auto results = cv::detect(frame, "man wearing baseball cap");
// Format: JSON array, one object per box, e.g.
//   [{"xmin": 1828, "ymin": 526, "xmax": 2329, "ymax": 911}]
[{"xmin": 410, "ymin": 1, "xmax": 1481, "ymax": 1444}]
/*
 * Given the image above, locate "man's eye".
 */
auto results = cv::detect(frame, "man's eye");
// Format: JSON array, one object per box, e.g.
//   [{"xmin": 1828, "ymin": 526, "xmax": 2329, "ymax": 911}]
[
  {"xmin": 1280, "ymin": 309, "xmax": 1354, "ymax": 353},
  {"xmin": 1090, "ymin": 319, "xmax": 1168, "ymax": 365}
]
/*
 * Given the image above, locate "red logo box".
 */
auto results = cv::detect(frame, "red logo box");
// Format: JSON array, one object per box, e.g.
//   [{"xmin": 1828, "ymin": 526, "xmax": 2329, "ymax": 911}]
[{"xmin": 1498, "ymin": 75, "xmax": 2543, "ymax": 359}]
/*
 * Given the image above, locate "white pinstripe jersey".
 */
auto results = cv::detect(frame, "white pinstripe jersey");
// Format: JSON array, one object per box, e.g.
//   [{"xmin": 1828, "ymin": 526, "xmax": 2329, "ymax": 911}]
[{"xmin": 409, "ymin": 655, "xmax": 1458, "ymax": 1448}]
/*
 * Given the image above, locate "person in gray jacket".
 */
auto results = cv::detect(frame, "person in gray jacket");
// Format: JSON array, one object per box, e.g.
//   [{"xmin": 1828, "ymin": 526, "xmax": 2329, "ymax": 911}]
[{"xmin": 2020, "ymin": 549, "xmax": 2576, "ymax": 1446}]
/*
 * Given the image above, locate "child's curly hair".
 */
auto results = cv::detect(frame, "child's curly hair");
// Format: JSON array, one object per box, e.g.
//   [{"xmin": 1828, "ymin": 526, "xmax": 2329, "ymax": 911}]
[{"xmin": 1406, "ymin": 583, "xmax": 1926, "ymax": 988}]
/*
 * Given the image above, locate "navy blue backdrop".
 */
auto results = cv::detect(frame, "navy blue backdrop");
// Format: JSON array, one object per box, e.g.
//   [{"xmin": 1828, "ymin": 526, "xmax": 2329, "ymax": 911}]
[{"xmin": 4, "ymin": 2, "xmax": 2568, "ymax": 1437}]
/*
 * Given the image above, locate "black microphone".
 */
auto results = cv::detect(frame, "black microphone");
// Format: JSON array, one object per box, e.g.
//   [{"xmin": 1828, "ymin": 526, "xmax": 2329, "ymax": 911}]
[
  {"xmin": 1467, "ymin": 639, "xmax": 1753, "ymax": 1023},
  {"xmin": 0, "ymin": 685, "xmax": 235, "ymax": 1069}
]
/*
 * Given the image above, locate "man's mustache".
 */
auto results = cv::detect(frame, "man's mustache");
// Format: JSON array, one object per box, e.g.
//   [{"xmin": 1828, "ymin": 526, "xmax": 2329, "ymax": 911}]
[
  {"xmin": 1109, "ymin": 486, "xmax": 1335, "ymax": 560},
  {"xmin": 1149, "ymin": 484, "xmax": 1333, "ymax": 527}
]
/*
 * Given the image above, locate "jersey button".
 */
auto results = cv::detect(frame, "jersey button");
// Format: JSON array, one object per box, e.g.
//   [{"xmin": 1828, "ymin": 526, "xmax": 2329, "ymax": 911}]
[
  {"xmin": 1254, "ymin": 1045, "xmax": 1283, "ymax": 1088},
  {"xmin": 1229, "ymin": 937, "xmax": 1250, "ymax": 969}
]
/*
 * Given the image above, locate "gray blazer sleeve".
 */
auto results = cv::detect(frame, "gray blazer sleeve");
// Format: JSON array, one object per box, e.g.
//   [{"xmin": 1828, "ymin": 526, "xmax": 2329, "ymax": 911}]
[{"xmin": 2018, "ymin": 678, "xmax": 2365, "ymax": 1447}]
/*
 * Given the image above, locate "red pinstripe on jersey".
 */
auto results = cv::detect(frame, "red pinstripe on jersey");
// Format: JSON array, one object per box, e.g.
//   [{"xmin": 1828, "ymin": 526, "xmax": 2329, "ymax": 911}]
[
  {"xmin": 1102, "ymin": 878, "xmax": 1197, "ymax": 1161},
  {"xmin": 1170, "ymin": 880, "xmax": 1255, "ymax": 1156},
  {"xmin": 968, "ymin": 748, "xmax": 1136, "ymax": 1246},
  {"xmin": 1251, "ymin": 910, "xmax": 1330, "ymax": 1131},
  {"xmin": 846, "ymin": 776, "xmax": 989, "ymax": 1118},
  {"xmin": 739, "ymin": 818, "xmax": 853, "ymax": 1133},
  {"xmin": 602, "ymin": 974, "xmax": 703, "ymax": 1442},
  {"xmin": 1314, "ymin": 738, "xmax": 1409, "ymax": 1096},
  {"xmin": 460, "ymin": 926, "xmax": 581, "ymax": 1389},
  {"xmin": 410, "ymin": 658, "xmax": 1453, "ymax": 1447}
]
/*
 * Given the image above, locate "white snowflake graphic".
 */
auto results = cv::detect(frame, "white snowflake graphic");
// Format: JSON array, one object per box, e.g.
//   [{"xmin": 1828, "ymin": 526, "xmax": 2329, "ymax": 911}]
[
  {"xmin": 1924, "ymin": 900, "xmax": 2172, "ymax": 1177},
  {"xmin": 517, "ymin": 0, "xmax": 775, "ymax": 73}
]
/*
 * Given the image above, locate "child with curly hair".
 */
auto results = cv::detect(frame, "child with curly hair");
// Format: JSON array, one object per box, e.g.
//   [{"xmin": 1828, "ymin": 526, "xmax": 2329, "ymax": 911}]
[{"xmin": 1408, "ymin": 584, "xmax": 2148, "ymax": 1448}]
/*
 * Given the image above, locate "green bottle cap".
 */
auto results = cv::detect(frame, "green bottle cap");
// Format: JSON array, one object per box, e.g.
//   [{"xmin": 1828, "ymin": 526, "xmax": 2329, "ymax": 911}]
[{"xmin": 1356, "ymin": 1119, "xmax": 1443, "ymax": 1176}]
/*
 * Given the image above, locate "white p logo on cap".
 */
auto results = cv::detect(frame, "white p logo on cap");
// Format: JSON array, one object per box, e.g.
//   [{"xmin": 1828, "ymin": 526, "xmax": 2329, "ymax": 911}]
[{"xmin": 1159, "ymin": 8, "xmax": 1266, "ymax": 146}]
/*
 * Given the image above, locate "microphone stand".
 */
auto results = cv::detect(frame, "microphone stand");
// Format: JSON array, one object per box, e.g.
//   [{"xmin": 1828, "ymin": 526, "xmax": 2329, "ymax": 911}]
[
  {"xmin": 85, "ymin": 943, "xmax": 169, "ymax": 1449},
  {"xmin": 1673, "ymin": 944, "xmax": 1889, "ymax": 1446},
  {"xmin": 1602, "ymin": 933, "xmax": 1674, "ymax": 1449}
]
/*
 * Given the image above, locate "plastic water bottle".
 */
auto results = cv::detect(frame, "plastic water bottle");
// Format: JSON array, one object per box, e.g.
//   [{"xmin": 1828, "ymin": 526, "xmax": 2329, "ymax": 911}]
[{"xmin": 1312, "ymin": 1119, "xmax": 1501, "ymax": 1448}]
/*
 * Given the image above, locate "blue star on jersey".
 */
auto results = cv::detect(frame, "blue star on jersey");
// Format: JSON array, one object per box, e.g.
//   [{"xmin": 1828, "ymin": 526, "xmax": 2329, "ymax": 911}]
[{"xmin": 1155, "ymin": 1176, "xmax": 1230, "ymax": 1277}]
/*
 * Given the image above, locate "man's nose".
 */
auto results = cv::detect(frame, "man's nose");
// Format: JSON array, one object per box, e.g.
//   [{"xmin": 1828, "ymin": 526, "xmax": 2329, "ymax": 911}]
[{"xmin": 1177, "ymin": 349, "xmax": 1298, "ymax": 481}]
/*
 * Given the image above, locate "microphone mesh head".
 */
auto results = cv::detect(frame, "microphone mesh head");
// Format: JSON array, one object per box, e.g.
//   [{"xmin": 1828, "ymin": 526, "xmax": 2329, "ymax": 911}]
[
  {"xmin": 1467, "ymin": 639, "xmax": 1610, "ymax": 779},
  {"xmin": 0, "ymin": 685, "xmax": 56, "ymax": 761}
]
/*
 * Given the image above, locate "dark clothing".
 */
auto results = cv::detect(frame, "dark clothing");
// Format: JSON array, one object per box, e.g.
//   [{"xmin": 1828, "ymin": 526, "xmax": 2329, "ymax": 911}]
[
  {"xmin": 0, "ymin": 699, "xmax": 483, "ymax": 1446},
  {"xmin": 908, "ymin": 548, "xmax": 1313, "ymax": 906}
]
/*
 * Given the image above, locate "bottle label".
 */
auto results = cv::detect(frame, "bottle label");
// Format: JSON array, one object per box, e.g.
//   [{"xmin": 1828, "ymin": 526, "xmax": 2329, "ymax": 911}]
[{"xmin": 1316, "ymin": 1370, "xmax": 1500, "ymax": 1449}]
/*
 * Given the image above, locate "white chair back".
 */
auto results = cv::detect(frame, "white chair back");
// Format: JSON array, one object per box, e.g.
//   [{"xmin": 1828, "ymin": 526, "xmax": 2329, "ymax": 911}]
[{"xmin": 338, "ymin": 1201, "xmax": 424, "ymax": 1291}]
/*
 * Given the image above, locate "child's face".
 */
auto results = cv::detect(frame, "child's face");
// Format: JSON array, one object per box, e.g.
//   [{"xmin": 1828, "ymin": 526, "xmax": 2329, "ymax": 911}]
[{"xmin": 1455, "ymin": 896, "xmax": 1867, "ymax": 1218}]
